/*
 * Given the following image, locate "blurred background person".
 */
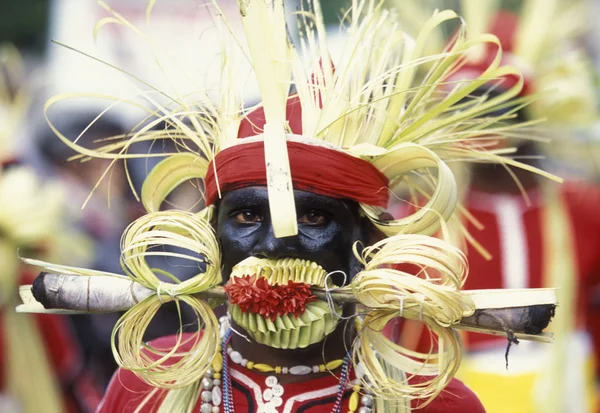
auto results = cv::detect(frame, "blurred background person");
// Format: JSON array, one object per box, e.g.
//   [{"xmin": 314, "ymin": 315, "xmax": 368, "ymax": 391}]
[
  {"xmin": 36, "ymin": 112, "xmax": 142, "ymax": 388},
  {"xmin": 387, "ymin": 1, "xmax": 600, "ymax": 412},
  {"xmin": 0, "ymin": 0, "xmax": 216, "ymax": 395},
  {"xmin": 0, "ymin": 43, "xmax": 102, "ymax": 413}
]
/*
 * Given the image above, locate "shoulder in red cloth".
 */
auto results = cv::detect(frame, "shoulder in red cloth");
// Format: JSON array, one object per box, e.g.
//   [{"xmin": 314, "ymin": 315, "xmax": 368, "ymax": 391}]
[
  {"xmin": 411, "ymin": 375, "xmax": 486, "ymax": 413},
  {"xmin": 561, "ymin": 180, "xmax": 600, "ymax": 228},
  {"xmin": 98, "ymin": 333, "xmax": 485, "ymax": 413},
  {"xmin": 97, "ymin": 333, "xmax": 201, "ymax": 413}
]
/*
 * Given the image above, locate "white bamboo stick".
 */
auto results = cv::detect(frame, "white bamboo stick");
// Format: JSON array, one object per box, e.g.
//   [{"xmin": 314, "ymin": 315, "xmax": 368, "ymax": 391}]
[{"xmin": 17, "ymin": 272, "xmax": 557, "ymax": 342}]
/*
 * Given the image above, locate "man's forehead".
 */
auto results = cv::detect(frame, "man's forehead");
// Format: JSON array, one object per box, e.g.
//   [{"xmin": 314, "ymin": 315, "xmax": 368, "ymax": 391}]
[{"xmin": 219, "ymin": 187, "xmax": 354, "ymax": 210}]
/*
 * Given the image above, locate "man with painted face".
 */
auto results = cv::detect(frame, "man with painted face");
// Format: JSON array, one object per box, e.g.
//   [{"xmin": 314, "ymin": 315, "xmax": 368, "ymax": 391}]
[
  {"xmin": 97, "ymin": 96, "xmax": 489, "ymax": 413},
  {"xmin": 23, "ymin": 1, "xmax": 560, "ymax": 413}
]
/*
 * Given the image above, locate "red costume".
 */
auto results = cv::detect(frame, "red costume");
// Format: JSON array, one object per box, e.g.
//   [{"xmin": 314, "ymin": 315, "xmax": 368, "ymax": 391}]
[{"xmin": 98, "ymin": 334, "xmax": 486, "ymax": 413}]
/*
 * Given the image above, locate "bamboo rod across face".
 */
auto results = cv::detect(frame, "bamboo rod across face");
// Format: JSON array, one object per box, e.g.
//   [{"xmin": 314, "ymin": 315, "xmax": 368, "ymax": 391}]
[{"xmin": 18, "ymin": 272, "xmax": 556, "ymax": 343}]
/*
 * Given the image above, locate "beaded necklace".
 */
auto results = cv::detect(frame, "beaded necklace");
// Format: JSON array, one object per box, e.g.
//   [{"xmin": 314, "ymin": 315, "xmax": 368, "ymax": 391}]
[
  {"xmin": 200, "ymin": 317, "xmax": 375, "ymax": 413},
  {"xmin": 226, "ymin": 345, "xmax": 346, "ymax": 375}
]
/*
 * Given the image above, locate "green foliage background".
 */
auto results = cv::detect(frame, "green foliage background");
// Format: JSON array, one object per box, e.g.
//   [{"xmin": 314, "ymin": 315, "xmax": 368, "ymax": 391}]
[{"xmin": 0, "ymin": 0, "xmax": 50, "ymax": 52}]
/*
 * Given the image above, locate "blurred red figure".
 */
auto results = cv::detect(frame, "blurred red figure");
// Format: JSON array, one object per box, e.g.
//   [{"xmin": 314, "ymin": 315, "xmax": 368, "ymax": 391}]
[
  {"xmin": 0, "ymin": 268, "xmax": 104, "ymax": 413},
  {"xmin": 0, "ymin": 45, "xmax": 102, "ymax": 413},
  {"xmin": 389, "ymin": 9, "xmax": 600, "ymax": 413}
]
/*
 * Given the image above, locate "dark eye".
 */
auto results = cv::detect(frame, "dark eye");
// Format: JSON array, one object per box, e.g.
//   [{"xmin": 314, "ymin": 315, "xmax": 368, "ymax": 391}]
[
  {"xmin": 234, "ymin": 211, "xmax": 262, "ymax": 223},
  {"xmin": 299, "ymin": 210, "xmax": 327, "ymax": 226}
]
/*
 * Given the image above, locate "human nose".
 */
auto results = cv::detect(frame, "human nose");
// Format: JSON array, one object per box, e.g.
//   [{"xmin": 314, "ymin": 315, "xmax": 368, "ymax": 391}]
[{"xmin": 251, "ymin": 222, "xmax": 296, "ymax": 259}]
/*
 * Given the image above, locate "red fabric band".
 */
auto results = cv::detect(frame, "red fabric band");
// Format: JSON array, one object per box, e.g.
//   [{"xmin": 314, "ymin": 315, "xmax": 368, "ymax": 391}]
[{"xmin": 204, "ymin": 141, "xmax": 390, "ymax": 207}]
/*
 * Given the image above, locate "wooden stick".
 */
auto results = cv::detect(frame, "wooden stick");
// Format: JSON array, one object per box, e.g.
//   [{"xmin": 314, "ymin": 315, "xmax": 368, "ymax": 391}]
[{"xmin": 18, "ymin": 272, "xmax": 556, "ymax": 341}]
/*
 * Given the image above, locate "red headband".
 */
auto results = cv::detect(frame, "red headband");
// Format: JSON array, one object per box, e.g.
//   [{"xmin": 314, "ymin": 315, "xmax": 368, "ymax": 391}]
[
  {"xmin": 204, "ymin": 95, "xmax": 389, "ymax": 207},
  {"xmin": 204, "ymin": 141, "xmax": 390, "ymax": 207}
]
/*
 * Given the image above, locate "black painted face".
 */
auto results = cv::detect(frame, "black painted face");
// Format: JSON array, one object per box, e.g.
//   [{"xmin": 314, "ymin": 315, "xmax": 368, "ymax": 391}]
[{"xmin": 215, "ymin": 187, "xmax": 369, "ymax": 285}]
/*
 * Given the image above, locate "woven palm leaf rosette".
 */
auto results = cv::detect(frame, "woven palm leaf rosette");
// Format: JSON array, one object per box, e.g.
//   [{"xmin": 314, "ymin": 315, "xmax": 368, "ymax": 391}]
[{"xmin": 17, "ymin": 0, "xmax": 560, "ymax": 410}]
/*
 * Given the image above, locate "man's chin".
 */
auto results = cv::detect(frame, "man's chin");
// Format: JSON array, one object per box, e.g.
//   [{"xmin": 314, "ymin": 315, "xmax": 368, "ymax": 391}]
[{"xmin": 228, "ymin": 300, "xmax": 341, "ymax": 349}]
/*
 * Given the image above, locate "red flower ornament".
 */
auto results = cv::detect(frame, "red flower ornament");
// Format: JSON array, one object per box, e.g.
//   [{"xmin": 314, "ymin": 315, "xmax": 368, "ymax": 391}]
[{"xmin": 224, "ymin": 275, "xmax": 316, "ymax": 320}]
